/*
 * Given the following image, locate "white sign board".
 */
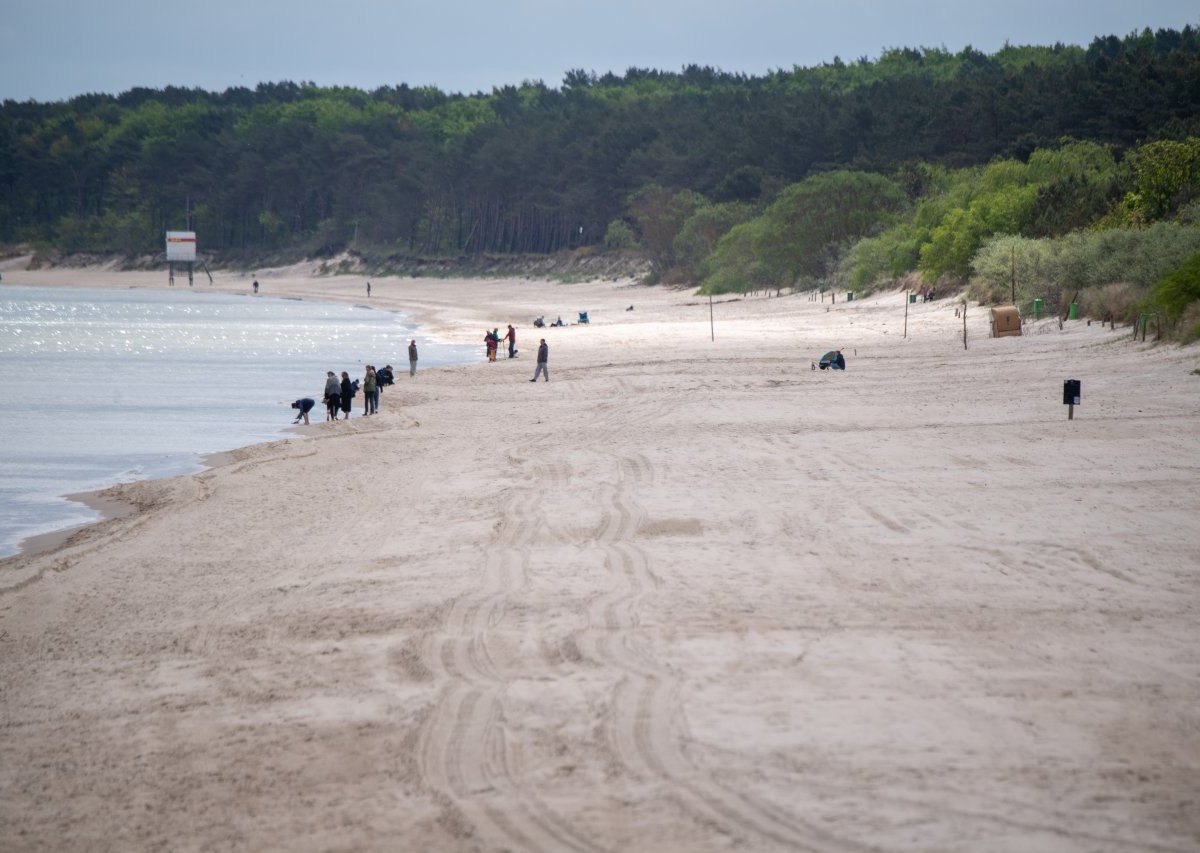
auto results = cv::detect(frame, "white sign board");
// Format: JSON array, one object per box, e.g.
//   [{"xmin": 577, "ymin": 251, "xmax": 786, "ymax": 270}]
[{"xmin": 165, "ymin": 231, "xmax": 197, "ymax": 262}]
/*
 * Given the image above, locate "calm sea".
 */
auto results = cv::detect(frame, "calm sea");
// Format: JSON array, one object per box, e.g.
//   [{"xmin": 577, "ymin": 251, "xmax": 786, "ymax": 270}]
[{"xmin": 0, "ymin": 284, "xmax": 474, "ymax": 557}]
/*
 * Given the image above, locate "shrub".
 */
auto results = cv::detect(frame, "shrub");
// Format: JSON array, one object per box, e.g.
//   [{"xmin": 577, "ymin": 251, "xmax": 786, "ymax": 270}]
[
  {"xmin": 1077, "ymin": 283, "xmax": 1147, "ymax": 324},
  {"xmin": 1147, "ymin": 250, "xmax": 1200, "ymax": 331}
]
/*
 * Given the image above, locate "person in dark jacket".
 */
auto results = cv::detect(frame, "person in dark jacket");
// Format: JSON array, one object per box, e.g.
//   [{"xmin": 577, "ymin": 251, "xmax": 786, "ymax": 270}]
[
  {"xmin": 340, "ymin": 371, "xmax": 353, "ymax": 419},
  {"xmin": 291, "ymin": 397, "xmax": 315, "ymax": 425},
  {"xmin": 530, "ymin": 339, "xmax": 549, "ymax": 382},
  {"xmin": 408, "ymin": 340, "xmax": 418, "ymax": 376}
]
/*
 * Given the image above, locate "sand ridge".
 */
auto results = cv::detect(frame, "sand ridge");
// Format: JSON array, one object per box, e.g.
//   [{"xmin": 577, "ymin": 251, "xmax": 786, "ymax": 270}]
[{"xmin": 1, "ymin": 267, "xmax": 1198, "ymax": 851}]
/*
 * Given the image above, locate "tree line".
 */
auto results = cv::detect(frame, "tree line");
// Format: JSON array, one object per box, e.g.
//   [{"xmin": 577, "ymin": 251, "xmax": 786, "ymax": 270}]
[{"xmin": 2, "ymin": 26, "xmax": 1198, "ymax": 267}]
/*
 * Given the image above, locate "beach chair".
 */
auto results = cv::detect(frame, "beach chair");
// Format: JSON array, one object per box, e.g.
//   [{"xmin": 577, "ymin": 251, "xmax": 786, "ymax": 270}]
[{"xmin": 578, "ymin": 311, "xmax": 589, "ymax": 324}]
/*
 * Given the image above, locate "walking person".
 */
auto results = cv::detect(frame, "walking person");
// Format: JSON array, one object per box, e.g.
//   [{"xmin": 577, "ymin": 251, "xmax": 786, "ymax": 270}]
[
  {"xmin": 252, "ymin": 279, "xmax": 259, "ymax": 294},
  {"xmin": 323, "ymin": 370, "xmax": 341, "ymax": 420},
  {"xmin": 363, "ymin": 365, "xmax": 378, "ymax": 415},
  {"xmin": 504, "ymin": 324, "xmax": 517, "ymax": 359},
  {"xmin": 408, "ymin": 340, "xmax": 418, "ymax": 376},
  {"xmin": 530, "ymin": 338, "xmax": 549, "ymax": 382},
  {"xmin": 340, "ymin": 371, "xmax": 353, "ymax": 419}
]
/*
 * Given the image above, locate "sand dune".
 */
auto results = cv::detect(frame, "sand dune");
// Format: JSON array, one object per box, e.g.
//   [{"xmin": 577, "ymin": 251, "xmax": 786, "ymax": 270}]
[{"xmin": 2, "ymin": 267, "xmax": 1198, "ymax": 851}]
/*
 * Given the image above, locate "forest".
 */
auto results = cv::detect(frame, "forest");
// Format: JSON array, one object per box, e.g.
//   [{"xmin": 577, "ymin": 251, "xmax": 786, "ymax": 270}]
[{"xmin": 2, "ymin": 26, "xmax": 1200, "ymax": 336}]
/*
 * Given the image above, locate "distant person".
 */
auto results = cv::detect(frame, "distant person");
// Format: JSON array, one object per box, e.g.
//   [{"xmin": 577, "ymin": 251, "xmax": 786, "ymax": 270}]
[
  {"xmin": 819, "ymin": 350, "xmax": 846, "ymax": 370},
  {"xmin": 291, "ymin": 397, "xmax": 315, "ymax": 425},
  {"xmin": 485, "ymin": 329, "xmax": 497, "ymax": 362},
  {"xmin": 323, "ymin": 371, "xmax": 341, "ymax": 420},
  {"xmin": 377, "ymin": 365, "xmax": 394, "ymax": 390},
  {"xmin": 504, "ymin": 324, "xmax": 517, "ymax": 358},
  {"xmin": 530, "ymin": 338, "xmax": 549, "ymax": 382},
  {"xmin": 340, "ymin": 371, "xmax": 353, "ymax": 419},
  {"xmin": 366, "ymin": 281, "xmax": 372, "ymax": 298},
  {"xmin": 408, "ymin": 340, "xmax": 418, "ymax": 376},
  {"xmin": 533, "ymin": 316, "xmax": 545, "ymax": 328},
  {"xmin": 252, "ymin": 279, "xmax": 259, "ymax": 294},
  {"xmin": 551, "ymin": 316, "xmax": 565, "ymax": 327},
  {"xmin": 363, "ymin": 365, "xmax": 378, "ymax": 415}
]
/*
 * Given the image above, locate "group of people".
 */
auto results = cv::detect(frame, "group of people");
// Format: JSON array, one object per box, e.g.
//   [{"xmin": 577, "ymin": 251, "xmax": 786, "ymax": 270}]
[
  {"xmin": 479, "ymin": 324, "xmax": 549, "ymax": 381},
  {"xmin": 817, "ymin": 350, "xmax": 846, "ymax": 371},
  {"xmin": 484, "ymin": 325, "xmax": 518, "ymax": 361},
  {"xmin": 290, "ymin": 340, "xmax": 420, "ymax": 425},
  {"xmin": 532, "ymin": 316, "xmax": 567, "ymax": 328}
]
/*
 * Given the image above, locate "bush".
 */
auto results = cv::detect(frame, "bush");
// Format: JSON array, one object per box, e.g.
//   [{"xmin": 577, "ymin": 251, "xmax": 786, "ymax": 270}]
[
  {"xmin": 1077, "ymin": 283, "xmax": 1147, "ymax": 324},
  {"xmin": 1147, "ymin": 250, "xmax": 1200, "ymax": 331},
  {"xmin": 1178, "ymin": 302, "xmax": 1200, "ymax": 345},
  {"xmin": 603, "ymin": 219, "xmax": 637, "ymax": 250},
  {"xmin": 971, "ymin": 224, "xmax": 1200, "ymax": 309}
]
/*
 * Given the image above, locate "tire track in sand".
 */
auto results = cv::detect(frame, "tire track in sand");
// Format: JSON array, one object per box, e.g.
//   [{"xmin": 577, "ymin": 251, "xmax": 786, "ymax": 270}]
[
  {"xmin": 413, "ymin": 455, "xmax": 605, "ymax": 853},
  {"xmin": 579, "ymin": 451, "xmax": 869, "ymax": 852}
]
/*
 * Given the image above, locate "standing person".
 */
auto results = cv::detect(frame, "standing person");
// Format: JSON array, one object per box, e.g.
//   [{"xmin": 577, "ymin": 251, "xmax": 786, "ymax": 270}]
[
  {"xmin": 366, "ymin": 281, "xmax": 372, "ymax": 298},
  {"xmin": 408, "ymin": 340, "xmax": 418, "ymax": 376},
  {"xmin": 290, "ymin": 397, "xmax": 315, "ymax": 425},
  {"xmin": 323, "ymin": 370, "xmax": 341, "ymax": 420},
  {"xmin": 530, "ymin": 339, "xmax": 549, "ymax": 382},
  {"xmin": 340, "ymin": 371, "xmax": 353, "ymax": 419},
  {"xmin": 363, "ymin": 365, "xmax": 378, "ymax": 415},
  {"xmin": 252, "ymin": 279, "xmax": 259, "ymax": 294},
  {"xmin": 485, "ymin": 330, "xmax": 497, "ymax": 362},
  {"xmin": 504, "ymin": 324, "xmax": 517, "ymax": 359}
]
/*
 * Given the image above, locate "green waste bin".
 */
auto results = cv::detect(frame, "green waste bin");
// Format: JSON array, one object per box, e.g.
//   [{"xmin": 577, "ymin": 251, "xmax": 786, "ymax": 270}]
[
  {"xmin": 846, "ymin": 292, "xmax": 854, "ymax": 302},
  {"xmin": 909, "ymin": 293, "xmax": 917, "ymax": 303},
  {"xmin": 1068, "ymin": 302, "xmax": 1078, "ymax": 320},
  {"xmin": 1032, "ymin": 298, "xmax": 1043, "ymax": 320}
]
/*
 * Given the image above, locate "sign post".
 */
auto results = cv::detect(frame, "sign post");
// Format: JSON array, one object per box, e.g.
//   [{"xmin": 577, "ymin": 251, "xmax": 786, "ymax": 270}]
[
  {"xmin": 165, "ymin": 231, "xmax": 197, "ymax": 287},
  {"xmin": 1063, "ymin": 379, "xmax": 1081, "ymax": 420}
]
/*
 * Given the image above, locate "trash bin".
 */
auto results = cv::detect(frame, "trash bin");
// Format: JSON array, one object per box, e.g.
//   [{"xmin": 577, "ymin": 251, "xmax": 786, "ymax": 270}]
[
  {"xmin": 1032, "ymin": 298, "xmax": 1043, "ymax": 320},
  {"xmin": 909, "ymin": 293, "xmax": 917, "ymax": 303},
  {"xmin": 1068, "ymin": 303, "xmax": 1078, "ymax": 320},
  {"xmin": 846, "ymin": 292, "xmax": 854, "ymax": 302}
]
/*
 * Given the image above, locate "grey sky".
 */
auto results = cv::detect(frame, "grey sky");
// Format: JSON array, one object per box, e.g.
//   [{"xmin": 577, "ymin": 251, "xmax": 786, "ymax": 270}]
[{"xmin": 1, "ymin": 0, "xmax": 1196, "ymax": 103}]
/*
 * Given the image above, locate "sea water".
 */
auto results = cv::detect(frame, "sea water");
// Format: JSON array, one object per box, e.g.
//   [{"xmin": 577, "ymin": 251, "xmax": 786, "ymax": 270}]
[{"xmin": 0, "ymin": 284, "xmax": 474, "ymax": 557}]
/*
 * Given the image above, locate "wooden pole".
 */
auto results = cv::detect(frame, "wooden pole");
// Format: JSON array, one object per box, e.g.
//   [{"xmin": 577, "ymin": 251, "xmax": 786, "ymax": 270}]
[
  {"xmin": 1011, "ymin": 245, "xmax": 1016, "ymax": 305},
  {"xmin": 962, "ymin": 302, "xmax": 968, "ymax": 350}
]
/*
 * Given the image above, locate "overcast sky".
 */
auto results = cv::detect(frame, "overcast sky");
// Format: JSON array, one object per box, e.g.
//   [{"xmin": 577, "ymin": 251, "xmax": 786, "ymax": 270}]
[{"xmin": 1, "ymin": 0, "xmax": 1197, "ymax": 103}]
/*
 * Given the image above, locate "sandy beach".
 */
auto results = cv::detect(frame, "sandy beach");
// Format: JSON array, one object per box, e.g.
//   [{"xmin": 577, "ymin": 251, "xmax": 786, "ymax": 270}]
[{"xmin": 1, "ymin": 264, "xmax": 1198, "ymax": 851}]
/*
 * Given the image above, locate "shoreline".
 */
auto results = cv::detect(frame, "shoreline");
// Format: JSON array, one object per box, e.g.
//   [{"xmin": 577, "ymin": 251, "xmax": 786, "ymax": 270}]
[
  {"xmin": 3, "ymin": 264, "xmax": 1198, "ymax": 850},
  {"xmin": 0, "ymin": 272, "xmax": 476, "ymax": 560},
  {"xmin": 11, "ymin": 488, "xmax": 139, "ymax": 559}
]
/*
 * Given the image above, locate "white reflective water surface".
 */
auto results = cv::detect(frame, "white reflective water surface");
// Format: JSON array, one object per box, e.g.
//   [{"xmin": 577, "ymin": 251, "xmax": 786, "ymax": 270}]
[{"xmin": 0, "ymin": 285, "xmax": 473, "ymax": 557}]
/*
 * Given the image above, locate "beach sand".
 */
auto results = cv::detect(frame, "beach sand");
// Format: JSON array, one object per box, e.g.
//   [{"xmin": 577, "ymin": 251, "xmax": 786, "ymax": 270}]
[{"xmin": 1, "ymin": 266, "xmax": 1198, "ymax": 851}]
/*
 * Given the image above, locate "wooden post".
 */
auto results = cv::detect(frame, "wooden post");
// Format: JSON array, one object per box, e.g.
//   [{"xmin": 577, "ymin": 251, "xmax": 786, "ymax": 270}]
[
  {"xmin": 962, "ymin": 302, "xmax": 968, "ymax": 350},
  {"xmin": 903, "ymin": 292, "xmax": 908, "ymax": 339},
  {"xmin": 1011, "ymin": 245, "xmax": 1016, "ymax": 305},
  {"xmin": 1068, "ymin": 402, "xmax": 1074, "ymax": 420},
  {"xmin": 709, "ymin": 293, "xmax": 714, "ymax": 342}
]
